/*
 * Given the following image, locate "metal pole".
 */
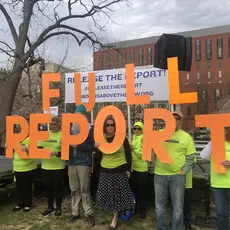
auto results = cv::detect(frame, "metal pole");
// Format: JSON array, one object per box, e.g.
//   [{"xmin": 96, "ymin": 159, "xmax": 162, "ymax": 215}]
[
  {"xmin": 91, "ymin": 109, "xmax": 94, "ymax": 124},
  {"xmin": 170, "ymin": 104, "xmax": 175, "ymax": 112},
  {"xmin": 127, "ymin": 105, "xmax": 132, "ymax": 140}
]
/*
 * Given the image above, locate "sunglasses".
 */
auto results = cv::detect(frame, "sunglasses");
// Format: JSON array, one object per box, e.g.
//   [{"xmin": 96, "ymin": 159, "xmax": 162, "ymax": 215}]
[
  {"xmin": 133, "ymin": 128, "xmax": 142, "ymax": 131},
  {"xmin": 105, "ymin": 124, "xmax": 115, "ymax": 127}
]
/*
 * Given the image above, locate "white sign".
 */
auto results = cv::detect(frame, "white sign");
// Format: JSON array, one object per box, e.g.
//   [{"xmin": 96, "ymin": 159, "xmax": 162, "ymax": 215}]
[
  {"xmin": 65, "ymin": 66, "xmax": 169, "ymax": 103},
  {"xmin": 44, "ymin": 106, "xmax": 59, "ymax": 117}
]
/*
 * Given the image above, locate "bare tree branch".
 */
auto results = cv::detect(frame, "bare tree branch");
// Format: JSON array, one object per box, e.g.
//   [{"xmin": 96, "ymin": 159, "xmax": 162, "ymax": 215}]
[
  {"xmin": 56, "ymin": 45, "xmax": 69, "ymax": 73},
  {"xmin": 40, "ymin": 31, "xmax": 87, "ymax": 47},
  {"xmin": 18, "ymin": 0, "xmax": 35, "ymax": 54},
  {"xmin": 68, "ymin": 0, "xmax": 79, "ymax": 15},
  {"xmin": 25, "ymin": 0, "xmax": 125, "ymax": 57},
  {"xmin": 0, "ymin": 3, "xmax": 19, "ymax": 44}
]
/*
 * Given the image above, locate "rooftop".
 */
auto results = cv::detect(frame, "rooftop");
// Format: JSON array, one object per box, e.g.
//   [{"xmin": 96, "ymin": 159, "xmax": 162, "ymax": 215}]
[{"xmin": 100, "ymin": 24, "xmax": 230, "ymax": 50}]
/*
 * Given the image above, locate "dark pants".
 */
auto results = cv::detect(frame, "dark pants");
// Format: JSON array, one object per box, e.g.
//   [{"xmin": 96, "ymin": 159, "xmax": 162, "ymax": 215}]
[
  {"xmin": 130, "ymin": 170, "xmax": 148, "ymax": 215},
  {"xmin": 212, "ymin": 187, "xmax": 230, "ymax": 230},
  {"xmin": 42, "ymin": 169, "xmax": 64, "ymax": 210},
  {"xmin": 15, "ymin": 169, "xmax": 35, "ymax": 208},
  {"xmin": 90, "ymin": 165, "xmax": 100, "ymax": 201},
  {"xmin": 184, "ymin": 188, "xmax": 192, "ymax": 228}
]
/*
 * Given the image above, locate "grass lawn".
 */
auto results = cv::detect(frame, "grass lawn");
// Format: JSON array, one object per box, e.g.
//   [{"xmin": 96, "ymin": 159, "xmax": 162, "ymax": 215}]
[{"xmin": 0, "ymin": 192, "xmax": 216, "ymax": 230}]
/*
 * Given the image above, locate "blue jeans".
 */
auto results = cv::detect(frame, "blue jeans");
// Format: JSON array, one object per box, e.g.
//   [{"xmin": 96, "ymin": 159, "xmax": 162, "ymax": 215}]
[
  {"xmin": 154, "ymin": 174, "xmax": 186, "ymax": 230},
  {"xmin": 212, "ymin": 188, "xmax": 230, "ymax": 230}
]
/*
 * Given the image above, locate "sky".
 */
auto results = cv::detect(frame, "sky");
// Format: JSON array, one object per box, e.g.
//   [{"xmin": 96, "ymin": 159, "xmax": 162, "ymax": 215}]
[{"xmin": 0, "ymin": 0, "xmax": 230, "ymax": 71}]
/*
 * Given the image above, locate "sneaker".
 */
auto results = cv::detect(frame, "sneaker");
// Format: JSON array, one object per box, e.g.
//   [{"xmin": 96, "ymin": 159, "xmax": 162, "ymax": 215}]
[
  {"xmin": 13, "ymin": 206, "xmax": 23, "ymax": 212},
  {"xmin": 42, "ymin": 208, "xmax": 55, "ymax": 217},
  {"xmin": 68, "ymin": 215, "xmax": 80, "ymax": 223},
  {"xmin": 54, "ymin": 209, "xmax": 62, "ymax": 217},
  {"xmin": 87, "ymin": 215, "xmax": 95, "ymax": 226},
  {"xmin": 23, "ymin": 207, "xmax": 31, "ymax": 212}
]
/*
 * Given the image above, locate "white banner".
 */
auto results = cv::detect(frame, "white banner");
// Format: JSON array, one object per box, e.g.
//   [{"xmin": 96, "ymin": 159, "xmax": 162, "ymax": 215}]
[
  {"xmin": 44, "ymin": 106, "xmax": 59, "ymax": 117},
  {"xmin": 65, "ymin": 66, "xmax": 169, "ymax": 103}
]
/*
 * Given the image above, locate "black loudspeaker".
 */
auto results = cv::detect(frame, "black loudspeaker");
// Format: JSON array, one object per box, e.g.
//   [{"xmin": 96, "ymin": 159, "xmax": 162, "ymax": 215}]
[
  {"xmin": 154, "ymin": 34, "xmax": 192, "ymax": 71},
  {"xmin": 184, "ymin": 37, "xmax": 192, "ymax": 71}
]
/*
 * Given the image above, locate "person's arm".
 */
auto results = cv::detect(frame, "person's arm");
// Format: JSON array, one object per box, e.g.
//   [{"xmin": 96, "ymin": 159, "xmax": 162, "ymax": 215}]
[
  {"xmin": 200, "ymin": 141, "xmax": 212, "ymax": 160},
  {"xmin": 94, "ymin": 149, "xmax": 102, "ymax": 167},
  {"xmin": 181, "ymin": 134, "xmax": 196, "ymax": 174},
  {"xmin": 124, "ymin": 137, "xmax": 132, "ymax": 172},
  {"xmin": 133, "ymin": 137, "xmax": 143, "ymax": 159}
]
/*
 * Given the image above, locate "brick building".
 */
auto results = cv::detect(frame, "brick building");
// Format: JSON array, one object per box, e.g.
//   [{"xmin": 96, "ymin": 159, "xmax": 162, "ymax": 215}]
[{"xmin": 93, "ymin": 24, "xmax": 230, "ymax": 130}]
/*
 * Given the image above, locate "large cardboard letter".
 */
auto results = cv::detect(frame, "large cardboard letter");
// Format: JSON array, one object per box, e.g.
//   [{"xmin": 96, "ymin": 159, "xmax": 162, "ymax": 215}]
[
  {"xmin": 29, "ymin": 114, "xmax": 51, "ymax": 159},
  {"xmin": 62, "ymin": 113, "xmax": 89, "ymax": 160},
  {"xmin": 42, "ymin": 73, "xmax": 60, "ymax": 111},
  {"xmin": 126, "ymin": 64, "xmax": 150, "ymax": 105},
  {"xmin": 195, "ymin": 114, "xmax": 230, "ymax": 173},
  {"xmin": 6, "ymin": 116, "xmax": 29, "ymax": 159},
  {"xmin": 94, "ymin": 106, "xmax": 126, "ymax": 154},
  {"xmin": 74, "ymin": 72, "xmax": 95, "ymax": 111},
  {"xmin": 167, "ymin": 57, "xmax": 197, "ymax": 104},
  {"xmin": 142, "ymin": 108, "xmax": 175, "ymax": 162}
]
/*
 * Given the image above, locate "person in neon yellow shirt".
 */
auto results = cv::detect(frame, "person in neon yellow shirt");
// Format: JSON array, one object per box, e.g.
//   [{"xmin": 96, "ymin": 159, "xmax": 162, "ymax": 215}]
[
  {"xmin": 130, "ymin": 121, "xmax": 148, "ymax": 219},
  {"xmin": 39, "ymin": 116, "xmax": 66, "ymax": 218},
  {"xmin": 1, "ymin": 137, "xmax": 37, "ymax": 212},
  {"xmin": 154, "ymin": 110, "xmax": 196, "ymax": 230},
  {"xmin": 200, "ymin": 127, "xmax": 230, "ymax": 230}
]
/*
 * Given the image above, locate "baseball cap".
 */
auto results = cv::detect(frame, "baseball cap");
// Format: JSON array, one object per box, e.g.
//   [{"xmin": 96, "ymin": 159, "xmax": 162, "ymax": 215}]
[
  {"xmin": 75, "ymin": 104, "xmax": 87, "ymax": 115},
  {"xmin": 172, "ymin": 110, "xmax": 184, "ymax": 118}
]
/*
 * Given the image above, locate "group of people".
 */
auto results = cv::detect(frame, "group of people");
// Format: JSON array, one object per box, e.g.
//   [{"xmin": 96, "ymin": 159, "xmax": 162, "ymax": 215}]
[{"xmin": 1, "ymin": 104, "xmax": 230, "ymax": 230}]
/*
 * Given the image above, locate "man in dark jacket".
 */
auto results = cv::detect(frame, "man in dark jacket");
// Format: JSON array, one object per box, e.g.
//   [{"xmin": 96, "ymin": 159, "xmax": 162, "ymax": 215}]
[{"xmin": 68, "ymin": 104, "xmax": 98, "ymax": 226}]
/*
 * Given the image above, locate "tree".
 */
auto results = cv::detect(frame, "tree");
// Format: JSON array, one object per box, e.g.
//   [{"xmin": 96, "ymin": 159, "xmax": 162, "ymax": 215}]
[
  {"xmin": 0, "ymin": 0, "xmax": 128, "ymax": 135},
  {"xmin": 213, "ymin": 95, "xmax": 230, "ymax": 114}
]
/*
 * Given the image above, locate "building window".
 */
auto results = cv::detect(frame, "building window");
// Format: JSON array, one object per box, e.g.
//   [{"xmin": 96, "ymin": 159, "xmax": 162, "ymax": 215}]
[
  {"xmin": 186, "ymin": 73, "xmax": 190, "ymax": 80},
  {"xmin": 121, "ymin": 51, "xmax": 126, "ymax": 68},
  {"xmin": 200, "ymin": 89, "xmax": 208, "ymax": 110},
  {"xmin": 218, "ymin": 60, "xmax": 222, "ymax": 68},
  {"xmin": 139, "ymin": 48, "xmax": 144, "ymax": 65},
  {"xmin": 206, "ymin": 39, "xmax": 212, "ymax": 60},
  {"xmin": 197, "ymin": 72, "xmax": 200, "ymax": 80},
  {"xmin": 208, "ymin": 71, "xmax": 211, "ymax": 79},
  {"xmin": 228, "ymin": 37, "xmax": 230, "ymax": 57},
  {"xmin": 130, "ymin": 49, "xmax": 135, "ymax": 64},
  {"xmin": 214, "ymin": 89, "xmax": 221, "ymax": 100},
  {"xmin": 99, "ymin": 54, "xmax": 103, "ymax": 70},
  {"xmin": 147, "ymin": 47, "xmax": 152, "ymax": 65},
  {"xmin": 196, "ymin": 62, "xmax": 200, "ymax": 69},
  {"xmin": 187, "ymin": 107, "xmax": 192, "ymax": 116},
  {"xmin": 202, "ymin": 89, "xmax": 208, "ymax": 99},
  {"xmin": 217, "ymin": 37, "xmax": 223, "ymax": 59},
  {"xmin": 219, "ymin": 71, "xmax": 222, "ymax": 78},
  {"xmin": 195, "ymin": 40, "xmax": 201, "ymax": 61},
  {"xmin": 207, "ymin": 61, "xmax": 211, "ymax": 69},
  {"xmin": 106, "ymin": 53, "xmax": 111, "ymax": 69},
  {"xmin": 114, "ymin": 51, "xmax": 119, "ymax": 68}
]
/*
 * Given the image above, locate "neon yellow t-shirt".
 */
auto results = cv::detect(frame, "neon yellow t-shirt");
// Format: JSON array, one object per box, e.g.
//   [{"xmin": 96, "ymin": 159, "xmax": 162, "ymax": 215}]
[
  {"xmin": 210, "ymin": 141, "xmax": 230, "ymax": 188},
  {"xmin": 132, "ymin": 134, "xmax": 148, "ymax": 172},
  {"xmin": 13, "ymin": 137, "xmax": 37, "ymax": 172},
  {"xmin": 40, "ymin": 131, "xmax": 66, "ymax": 170},
  {"xmin": 155, "ymin": 130, "xmax": 196, "ymax": 175}
]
